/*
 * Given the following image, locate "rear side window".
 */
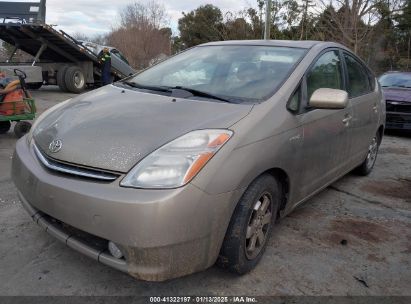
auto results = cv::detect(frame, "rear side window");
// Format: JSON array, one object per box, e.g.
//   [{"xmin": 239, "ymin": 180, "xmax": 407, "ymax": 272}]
[
  {"xmin": 306, "ymin": 50, "xmax": 343, "ymax": 100},
  {"xmin": 111, "ymin": 49, "xmax": 130, "ymax": 65},
  {"xmin": 343, "ymin": 53, "xmax": 371, "ymax": 97}
]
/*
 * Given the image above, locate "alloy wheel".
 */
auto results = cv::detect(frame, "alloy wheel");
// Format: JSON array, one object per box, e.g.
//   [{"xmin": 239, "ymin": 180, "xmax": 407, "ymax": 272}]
[
  {"xmin": 245, "ymin": 192, "xmax": 272, "ymax": 260},
  {"xmin": 366, "ymin": 137, "xmax": 378, "ymax": 170},
  {"xmin": 73, "ymin": 71, "xmax": 85, "ymax": 89}
]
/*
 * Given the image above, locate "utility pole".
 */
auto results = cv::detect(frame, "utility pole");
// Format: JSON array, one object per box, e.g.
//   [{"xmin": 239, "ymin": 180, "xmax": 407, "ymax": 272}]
[{"xmin": 264, "ymin": 0, "xmax": 271, "ymax": 40}]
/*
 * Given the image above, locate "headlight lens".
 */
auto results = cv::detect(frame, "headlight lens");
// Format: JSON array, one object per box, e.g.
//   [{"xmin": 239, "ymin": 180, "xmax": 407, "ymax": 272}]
[{"xmin": 120, "ymin": 129, "xmax": 233, "ymax": 189}]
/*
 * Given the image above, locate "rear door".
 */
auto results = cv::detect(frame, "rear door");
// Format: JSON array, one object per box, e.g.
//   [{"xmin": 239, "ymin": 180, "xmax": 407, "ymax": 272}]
[
  {"xmin": 342, "ymin": 52, "xmax": 379, "ymax": 165},
  {"xmin": 296, "ymin": 49, "xmax": 353, "ymax": 200}
]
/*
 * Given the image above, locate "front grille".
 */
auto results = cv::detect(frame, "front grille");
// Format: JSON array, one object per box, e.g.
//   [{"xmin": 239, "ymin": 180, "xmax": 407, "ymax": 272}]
[
  {"xmin": 386, "ymin": 101, "xmax": 411, "ymax": 113},
  {"xmin": 386, "ymin": 113, "xmax": 411, "ymax": 123},
  {"xmin": 33, "ymin": 143, "xmax": 119, "ymax": 181},
  {"xmin": 45, "ymin": 214, "xmax": 110, "ymax": 252},
  {"xmin": 18, "ymin": 191, "xmax": 128, "ymax": 272}
]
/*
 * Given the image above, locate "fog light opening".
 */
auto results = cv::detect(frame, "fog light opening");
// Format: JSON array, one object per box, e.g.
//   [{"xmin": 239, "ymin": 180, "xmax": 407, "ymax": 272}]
[{"xmin": 108, "ymin": 241, "xmax": 123, "ymax": 259}]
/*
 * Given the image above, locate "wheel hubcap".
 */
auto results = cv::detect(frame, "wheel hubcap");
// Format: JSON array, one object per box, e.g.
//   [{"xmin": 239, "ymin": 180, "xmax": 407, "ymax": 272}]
[
  {"xmin": 366, "ymin": 137, "xmax": 378, "ymax": 170},
  {"xmin": 73, "ymin": 71, "xmax": 85, "ymax": 89},
  {"xmin": 245, "ymin": 192, "xmax": 272, "ymax": 260}
]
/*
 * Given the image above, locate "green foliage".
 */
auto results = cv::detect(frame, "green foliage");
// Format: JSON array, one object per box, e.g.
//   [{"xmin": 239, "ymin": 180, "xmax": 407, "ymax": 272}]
[
  {"xmin": 178, "ymin": 4, "xmax": 225, "ymax": 48},
  {"xmin": 176, "ymin": 0, "xmax": 410, "ymax": 72},
  {"xmin": 396, "ymin": 0, "xmax": 411, "ymax": 32}
]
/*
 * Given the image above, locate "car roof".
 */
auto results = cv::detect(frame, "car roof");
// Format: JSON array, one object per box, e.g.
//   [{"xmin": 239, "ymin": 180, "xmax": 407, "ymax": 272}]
[{"xmin": 199, "ymin": 40, "xmax": 346, "ymax": 49}]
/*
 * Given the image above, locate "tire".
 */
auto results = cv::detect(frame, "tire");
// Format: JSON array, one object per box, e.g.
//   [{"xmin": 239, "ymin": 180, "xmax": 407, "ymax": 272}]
[
  {"xmin": 57, "ymin": 65, "xmax": 69, "ymax": 92},
  {"xmin": 217, "ymin": 174, "xmax": 280, "ymax": 274},
  {"xmin": 14, "ymin": 121, "xmax": 32, "ymax": 138},
  {"xmin": 64, "ymin": 66, "xmax": 86, "ymax": 93},
  {"xmin": 0, "ymin": 121, "xmax": 11, "ymax": 134},
  {"xmin": 356, "ymin": 132, "xmax": 381, "ymax": 176},
  {"xmin": 27, "ymin": 82, "xmax": 43, "ymax": 90}
]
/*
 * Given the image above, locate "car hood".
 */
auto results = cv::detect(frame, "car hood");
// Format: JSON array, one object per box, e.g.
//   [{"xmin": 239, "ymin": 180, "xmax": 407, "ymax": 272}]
[
  {"xmin": 382, "ymin": 87, "xmax": 411, "ymax": 103},
  {"xmin": 33, "ymin": 85, "xmax": 252, "ymax": 173}
]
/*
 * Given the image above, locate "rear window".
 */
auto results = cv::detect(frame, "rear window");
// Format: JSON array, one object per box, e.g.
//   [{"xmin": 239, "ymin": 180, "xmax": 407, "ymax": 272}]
[{"xmin": 379, "ymin": 73, "xmax": 411, "ymax": 88}]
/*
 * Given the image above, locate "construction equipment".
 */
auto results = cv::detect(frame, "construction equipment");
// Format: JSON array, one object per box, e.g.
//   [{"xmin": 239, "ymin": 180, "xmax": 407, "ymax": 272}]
[{"xmin": 0, "ymin": 0, "xmax": 135, "ymax": 93}]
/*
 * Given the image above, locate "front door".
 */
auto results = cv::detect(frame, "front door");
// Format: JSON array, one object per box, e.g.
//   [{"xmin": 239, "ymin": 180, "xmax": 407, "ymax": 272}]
[{"xmin": 295, "ymin": 50, "xmax": 353, "ymax": 201}]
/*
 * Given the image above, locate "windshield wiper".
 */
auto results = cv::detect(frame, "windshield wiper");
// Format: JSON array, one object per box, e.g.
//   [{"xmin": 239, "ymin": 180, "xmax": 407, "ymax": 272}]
[
  {"xmin": 168, "ymin": 86, "xmax": 232, "ymax": 103},
  {"xmin": 122, "ymin": 81, "xmax": 170, "ymax": 92},
  {"xmin": 121, "ymin": 82, "xmax": 233, "ymax": 103}
]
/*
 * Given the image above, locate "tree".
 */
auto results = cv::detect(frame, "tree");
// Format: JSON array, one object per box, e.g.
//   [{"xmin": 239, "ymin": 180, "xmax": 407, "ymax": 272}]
[
  {"xmin": 178, "ymin": 4, "xmax": 225, "ymax": 47},
  {"xmin": 298, "ymin": 0, "xmax": 315, "ymax": 40},
  {"xmin": 314, "ymin": 0, "xmax": 382, "ymax": 54},
  {"xmin": 0, "ymin": 41, "xmax": 32, "ymax": 63},
  {"xmin": 395, "ymin": 0, "xmax": 411, "ymax": 69},
  {"xmin": 107, "ymin": 0, "xmax": 171, "ymax": 69}
]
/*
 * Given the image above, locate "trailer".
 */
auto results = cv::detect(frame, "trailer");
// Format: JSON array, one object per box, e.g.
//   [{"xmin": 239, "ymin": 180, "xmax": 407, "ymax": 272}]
[{"xmin": 0, "ymin": 0, "xmax": 136, "ymax": 93}]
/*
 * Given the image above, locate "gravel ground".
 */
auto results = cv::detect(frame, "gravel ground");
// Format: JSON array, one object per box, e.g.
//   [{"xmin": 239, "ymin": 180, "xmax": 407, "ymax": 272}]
[{"xmin": 0, "ymin": 86, "xmax": 410, "ymax": 296}]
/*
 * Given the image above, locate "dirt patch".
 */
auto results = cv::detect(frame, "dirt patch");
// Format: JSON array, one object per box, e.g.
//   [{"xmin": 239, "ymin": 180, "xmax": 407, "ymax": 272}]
[
  {"xmin": 403, "ymin": 235, "xmax": 411, "ymax": 254},
  {"xmin": 379, "ymin": 147, "xmax": 410, "ymax": 156},
  {"xmin": 361, "ymin": 179, "xmax": 411, "ymax": 201},
  {"xmin": 367, "ymin": 253, "xmax": 387, "ymax": 263},
  {"xmin": 287, "ymin": 206, "xmax": 325, "ymax": 219},
  {"xmin": 330, "ymin": 218, "xmax": 391, "ymax": 243},
  {"xmin": 325, "ymin": 232, "xmax": 360, "ymax": 246}
]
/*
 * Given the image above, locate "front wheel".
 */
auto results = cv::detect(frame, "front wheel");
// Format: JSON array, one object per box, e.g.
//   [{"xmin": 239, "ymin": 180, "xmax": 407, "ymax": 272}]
[
  {"xmin": 356, "ymin": 133, "xmax": 380, "ymax": 176},
  {"xmin": 217, "ymin": 174, "xmax": 279, "ymax": 274}
]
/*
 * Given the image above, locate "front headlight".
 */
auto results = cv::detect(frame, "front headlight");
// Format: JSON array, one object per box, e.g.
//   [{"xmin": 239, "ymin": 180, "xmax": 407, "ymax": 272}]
[{"xmin": 120, "ymin": 129, "xmax": 233, "ymax": 189}]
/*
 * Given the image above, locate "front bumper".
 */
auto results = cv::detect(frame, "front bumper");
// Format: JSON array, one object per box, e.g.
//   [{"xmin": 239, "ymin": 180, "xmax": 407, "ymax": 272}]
[
  {"xmin": 386, "ymin": 111, "xmax": 411, "ymax": 130},
  {"xmin": 12, "ymin": 138, "xmax": 242, "ymax": 281}
]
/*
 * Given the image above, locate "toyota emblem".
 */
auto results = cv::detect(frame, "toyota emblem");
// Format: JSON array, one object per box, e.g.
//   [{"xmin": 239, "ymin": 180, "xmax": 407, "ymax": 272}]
[{"xmin": 49, "ymin": 139, "xmax": 63, "ymax": 153}]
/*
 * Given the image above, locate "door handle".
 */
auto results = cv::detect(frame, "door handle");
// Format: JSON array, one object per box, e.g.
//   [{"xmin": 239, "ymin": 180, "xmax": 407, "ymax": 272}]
[
  {"xmin": 342, "ymin": 115, "xmax": 352, "ymax": 124},
  {"xmin": 373, "ymin": 104, "xmax": 378, "ymax": 113}
]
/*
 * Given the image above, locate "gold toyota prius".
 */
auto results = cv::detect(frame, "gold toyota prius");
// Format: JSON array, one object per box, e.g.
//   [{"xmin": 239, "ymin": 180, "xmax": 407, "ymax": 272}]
[{"xmin": 12, "ymin": 40, "xmax": 385, "ymax": 281}]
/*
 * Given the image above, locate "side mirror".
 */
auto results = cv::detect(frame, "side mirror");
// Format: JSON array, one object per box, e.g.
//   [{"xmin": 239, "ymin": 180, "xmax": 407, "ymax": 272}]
[{"xmin": 309, "ymin": 88, "xmax": 348, "ymax": 109}]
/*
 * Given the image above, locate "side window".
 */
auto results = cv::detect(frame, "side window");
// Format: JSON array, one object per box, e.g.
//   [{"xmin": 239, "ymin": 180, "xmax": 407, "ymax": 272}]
[
  {"xmin": 343, "ymin": 53, "xmax": 371, "ymax": 97},
  {"xmin": 306, "ymin": 51, "xmax": 343, "ymax": 100},
  {"xmin": 367, "ymin": 68, "xmax": 376, "ymax": 91},
  {"xmin": 111, "ymin": 49, "xmax": 130, "ymax": 65},
  {"xmin": 287, "ymin": 84, "xmax": 301, "ymax": 113}
]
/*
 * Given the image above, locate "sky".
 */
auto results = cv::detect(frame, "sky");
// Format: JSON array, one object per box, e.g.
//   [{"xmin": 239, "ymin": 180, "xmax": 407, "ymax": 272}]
[{"xmin": 8, "ymin": 0, "xmax": 253, "ymax": 36}]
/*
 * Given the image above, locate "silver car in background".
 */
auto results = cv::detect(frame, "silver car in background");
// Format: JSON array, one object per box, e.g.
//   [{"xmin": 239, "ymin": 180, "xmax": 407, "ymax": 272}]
[{"xmin": 12, "ymin": 40, "xmax": 385, "ymax": 281}]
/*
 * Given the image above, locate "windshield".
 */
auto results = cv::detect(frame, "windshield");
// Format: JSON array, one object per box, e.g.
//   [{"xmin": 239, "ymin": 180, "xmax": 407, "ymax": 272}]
[
  {"xmin": 379, "ymin": 73, "xmax": 411, "ymax": 88},
  {"xmin": 126, "ymin": 45, "xmax": 307, "ymax": 102}
]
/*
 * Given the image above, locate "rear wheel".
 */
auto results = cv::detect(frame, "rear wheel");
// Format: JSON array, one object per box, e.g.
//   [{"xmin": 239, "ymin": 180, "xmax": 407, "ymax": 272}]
[
  {"xmin": 217, "ymin": 174, "xmax": 279, "ymax": 274},
  {"xmin": 356, "ymin": 133, "xmax": 380, "ymax": 176},
  {"xmin": 14, "ymin": 121, "xmax": 32, "ymax": 138},
  {"xmin": 0, "ymin": 121, "xmax": 11, "ymax": 134},
  {"xmin": 57, "ymin": 65, "xmax": 69, "ymax": 92},
  {"xmin": 65, "ymin": 66, "xmax": 86, "ymax": 93}
]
